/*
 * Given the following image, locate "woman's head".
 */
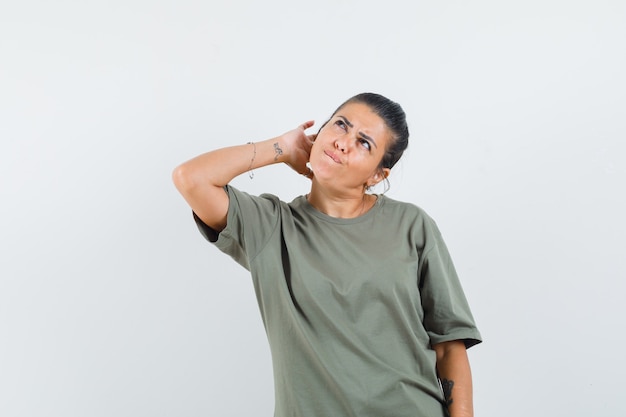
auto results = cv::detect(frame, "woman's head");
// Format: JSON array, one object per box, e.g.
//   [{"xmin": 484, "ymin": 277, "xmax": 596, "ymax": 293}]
[
  {"xmin": 309, "ymin": 93, "xmax": 409, "ymax": 194},
  {"xmin": 329, "ymin": 93, "xmax": 409, "ymax": 170}
]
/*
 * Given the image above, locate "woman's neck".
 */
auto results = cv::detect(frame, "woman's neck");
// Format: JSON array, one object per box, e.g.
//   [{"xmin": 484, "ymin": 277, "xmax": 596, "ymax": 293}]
[{"xmin": 306, "ymin": 183, "xmax": 376, "ymax": 218}]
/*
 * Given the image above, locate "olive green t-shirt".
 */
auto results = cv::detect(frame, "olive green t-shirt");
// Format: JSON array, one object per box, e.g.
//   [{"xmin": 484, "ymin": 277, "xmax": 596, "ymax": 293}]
[{"xmin": 194, "ymin": 186, "xmax": 481, "ymax": 417}]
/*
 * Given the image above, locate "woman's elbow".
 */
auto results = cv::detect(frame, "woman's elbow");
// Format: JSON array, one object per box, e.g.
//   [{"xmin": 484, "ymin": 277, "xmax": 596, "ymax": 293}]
[{"xmin": 172, "ymin": 163, "xmax": 197, "ymax": 194}]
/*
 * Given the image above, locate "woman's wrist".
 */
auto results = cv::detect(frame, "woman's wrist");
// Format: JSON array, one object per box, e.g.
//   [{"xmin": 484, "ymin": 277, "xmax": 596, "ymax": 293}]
[
  {"xmin": 270, "ymin": 138, "xmax": 287, "ymax": 164},
  {"xmin": 246, "ymin": 137, "xmax": 288, "ymax": 170}
]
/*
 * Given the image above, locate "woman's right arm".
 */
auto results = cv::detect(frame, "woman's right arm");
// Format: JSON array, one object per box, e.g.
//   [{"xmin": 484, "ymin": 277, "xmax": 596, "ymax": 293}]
[{"xmin": 172, "ymin": 121, "xmax": 315, "ymax": 232}]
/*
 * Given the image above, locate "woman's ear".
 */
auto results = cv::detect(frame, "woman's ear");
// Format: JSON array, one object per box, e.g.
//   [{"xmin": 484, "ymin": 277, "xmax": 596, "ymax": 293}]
[{"xmin": 368, "ymin": 168, "xmax": 390, "ymax": 186}]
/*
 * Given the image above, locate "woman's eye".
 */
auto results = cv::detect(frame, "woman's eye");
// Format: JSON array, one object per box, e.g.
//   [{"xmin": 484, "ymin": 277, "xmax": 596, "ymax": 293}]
[
  {"xmin": 359, "ymin": 138, "xmax": 371, "ymax": 151},
  {"xmin": 335, "ymin": 120, "xmax": 347, "ymax": 130}
]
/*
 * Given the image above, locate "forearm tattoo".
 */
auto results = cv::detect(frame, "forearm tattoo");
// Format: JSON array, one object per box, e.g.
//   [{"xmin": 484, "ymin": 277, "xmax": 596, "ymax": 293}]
[
  {"xmin": 273, "ymin": 142, "xmax": 283, "ymax": 161},
  {"xmin": 442, "ymin": 379, "xmax": 454, "ymax": 409}
]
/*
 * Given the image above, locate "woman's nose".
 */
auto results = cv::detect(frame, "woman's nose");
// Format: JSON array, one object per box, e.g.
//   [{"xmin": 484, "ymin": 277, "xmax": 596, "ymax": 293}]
[{"xmin": 335, "ymin": 137, "xmax": 349, "ymax": 153}]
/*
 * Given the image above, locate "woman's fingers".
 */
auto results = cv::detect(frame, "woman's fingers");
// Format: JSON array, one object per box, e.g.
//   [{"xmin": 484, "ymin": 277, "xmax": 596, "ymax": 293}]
[
  {"xmin": 300, "ymin": 120, "xmax": 315, "ymax": 130},
  {"xmin": 283, "ymin": 121, "xmax": 315, "ymax": 179}
]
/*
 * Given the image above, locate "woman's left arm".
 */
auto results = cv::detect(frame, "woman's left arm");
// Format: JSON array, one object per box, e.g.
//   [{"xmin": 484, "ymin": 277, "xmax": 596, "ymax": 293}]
[{"xmin": 433, "ymin": 340, "xmax": 474, "ymax": 417}]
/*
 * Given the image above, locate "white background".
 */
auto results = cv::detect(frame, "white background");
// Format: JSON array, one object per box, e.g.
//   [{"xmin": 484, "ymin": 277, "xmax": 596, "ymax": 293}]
[{"xmin": 1, "ymin": 1, "xmax": 624, "ymax": 416}]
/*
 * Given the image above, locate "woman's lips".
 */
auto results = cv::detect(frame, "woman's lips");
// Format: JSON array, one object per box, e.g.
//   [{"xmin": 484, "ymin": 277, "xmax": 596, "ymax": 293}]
[{"xmin": 324, "ymin": 150, "xmax": 342, "ymax": 164}]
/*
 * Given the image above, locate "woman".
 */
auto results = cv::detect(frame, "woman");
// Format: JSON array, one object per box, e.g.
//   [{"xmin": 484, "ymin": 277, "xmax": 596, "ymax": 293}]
[{"xmin": 173, "ymin": 93, "xmax": 481, "ymax": 417}]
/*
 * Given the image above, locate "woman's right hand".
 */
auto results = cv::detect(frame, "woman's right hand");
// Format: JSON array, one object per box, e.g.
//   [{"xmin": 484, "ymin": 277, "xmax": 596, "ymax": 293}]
[
  {"xmin": 173, "ymin": 121, "xmax": 317, "ymax": 232},
  {"xmin": 280, "ymin": 121, "xmax": 316, "ymax": 179}
]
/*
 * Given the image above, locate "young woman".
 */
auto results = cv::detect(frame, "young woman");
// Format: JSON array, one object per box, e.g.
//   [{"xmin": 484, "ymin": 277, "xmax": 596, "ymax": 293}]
[{"xmin": 173, "ymin": 93, "xmax": 481, "ymax": 417}]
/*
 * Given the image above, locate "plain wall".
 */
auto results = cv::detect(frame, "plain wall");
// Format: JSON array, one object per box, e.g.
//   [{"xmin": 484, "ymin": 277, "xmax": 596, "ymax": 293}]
[{"xmin": 1, "ymin": 1, "xmax": 624, "ymax": 416}]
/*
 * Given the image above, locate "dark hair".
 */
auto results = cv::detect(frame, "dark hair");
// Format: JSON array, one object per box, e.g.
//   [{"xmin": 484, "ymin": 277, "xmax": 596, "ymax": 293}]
[{"xmin": 331, "ymin": 92, "xmax": 409, "ymax": 170}]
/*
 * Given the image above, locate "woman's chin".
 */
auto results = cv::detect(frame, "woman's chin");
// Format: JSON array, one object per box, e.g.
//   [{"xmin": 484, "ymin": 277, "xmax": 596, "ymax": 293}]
[{"xmin": 308, "ymin": 165, "xmax": 333, "ymax": 183}]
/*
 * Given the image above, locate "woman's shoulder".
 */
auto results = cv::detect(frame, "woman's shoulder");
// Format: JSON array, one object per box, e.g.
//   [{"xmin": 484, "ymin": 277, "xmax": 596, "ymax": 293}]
[
  {"xmin": 226, "ymin": 184, "xmax": 283, "ymax": 205},
  {"xmin": 379, "ymin": 194, "xmax": 433, "ymax": 221},
  {"xmin": 378, "ymin": 196, "xmax": 446, "ymax": 247}
]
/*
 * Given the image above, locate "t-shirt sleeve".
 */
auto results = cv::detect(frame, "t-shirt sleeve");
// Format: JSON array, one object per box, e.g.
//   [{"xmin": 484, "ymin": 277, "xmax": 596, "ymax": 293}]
[
  {"xmin": 193, "ymin": 185, "xmax": 281, "ymax": 270},
  {"xmin": 418, "ymin": 216, "xmax": 482, "ymax": 349}
]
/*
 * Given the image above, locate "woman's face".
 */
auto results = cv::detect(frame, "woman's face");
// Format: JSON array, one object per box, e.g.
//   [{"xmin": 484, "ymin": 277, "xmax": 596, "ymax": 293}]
[{"xmin": 309, "ymin": 101, "xmax": 392, "ymax": 190}]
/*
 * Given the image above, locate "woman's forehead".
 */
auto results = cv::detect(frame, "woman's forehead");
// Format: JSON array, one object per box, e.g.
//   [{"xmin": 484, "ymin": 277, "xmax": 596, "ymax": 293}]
[{"xmin": 331, "ymin": 102, "xmax": 392, "ymax": 147}]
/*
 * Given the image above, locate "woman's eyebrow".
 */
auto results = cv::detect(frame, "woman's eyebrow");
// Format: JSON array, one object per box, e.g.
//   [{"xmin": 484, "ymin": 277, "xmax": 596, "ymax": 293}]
[
  {"xmin": 337, "ymin": 115, "xmax": 378, "ymax": 148},
  {"xmin": 337, "ymin": 115, "xmax": 354, "ymax": 128}
]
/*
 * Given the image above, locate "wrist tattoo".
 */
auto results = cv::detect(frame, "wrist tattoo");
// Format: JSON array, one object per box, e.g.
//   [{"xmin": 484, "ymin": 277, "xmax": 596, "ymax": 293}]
[
  {"xmin": 273, "ymin": 142, "xmax": 283, "ymax": 161},
  {"xmin": 442, "ymin": 379, "xmax": 454, "ymax": 408}
]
